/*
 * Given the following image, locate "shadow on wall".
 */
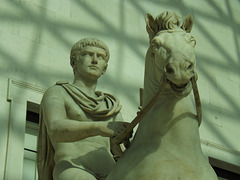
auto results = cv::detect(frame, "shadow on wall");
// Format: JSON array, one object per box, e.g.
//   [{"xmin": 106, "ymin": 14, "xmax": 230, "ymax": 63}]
[{"xmin": 0, "ymin": 0, "xmax": 240, "ymax": 150}]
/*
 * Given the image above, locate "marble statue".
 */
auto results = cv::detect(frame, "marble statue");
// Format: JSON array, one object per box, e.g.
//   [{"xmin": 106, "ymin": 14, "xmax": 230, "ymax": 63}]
[
  {"xmin": 37, "ymin": 38, "xmax": 131, "ymax": 180},
  {"xmin": 106, "ymin": 11, "xmax": 218, "ymax": 180}
]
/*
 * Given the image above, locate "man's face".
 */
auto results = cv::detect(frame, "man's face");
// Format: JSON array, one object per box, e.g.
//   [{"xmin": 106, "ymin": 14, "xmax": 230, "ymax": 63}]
[{"xmin": 73, "ymin": 46, "xmax": 108, "ymax": 80}]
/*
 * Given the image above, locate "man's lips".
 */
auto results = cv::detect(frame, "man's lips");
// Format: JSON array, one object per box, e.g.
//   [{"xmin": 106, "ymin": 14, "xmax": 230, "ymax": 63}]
[{"xmin": 88, "ymin": 65, "xmax": 99, "ymax": 69}]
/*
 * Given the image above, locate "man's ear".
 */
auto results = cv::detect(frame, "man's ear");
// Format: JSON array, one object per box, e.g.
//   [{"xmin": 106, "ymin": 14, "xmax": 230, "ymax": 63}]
[{"xmin": 70, "ymin": 56, "xmax": 75, "ymax": 67}]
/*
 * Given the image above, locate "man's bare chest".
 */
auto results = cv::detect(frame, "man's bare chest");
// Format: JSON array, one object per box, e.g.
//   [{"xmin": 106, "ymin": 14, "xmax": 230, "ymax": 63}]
[
  {"xmin": 63, "ymin": 96, "xmax": 94, "ymax": 121},
  {"xmin": 62, "ymin": 95, "xmax": 113, "ymax": 122}
]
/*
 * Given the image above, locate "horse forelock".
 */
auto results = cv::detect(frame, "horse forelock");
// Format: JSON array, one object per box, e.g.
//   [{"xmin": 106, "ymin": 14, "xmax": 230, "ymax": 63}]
[{"xmin": 155, "ymin": 11, "xmax": 181, "ymax": 32}]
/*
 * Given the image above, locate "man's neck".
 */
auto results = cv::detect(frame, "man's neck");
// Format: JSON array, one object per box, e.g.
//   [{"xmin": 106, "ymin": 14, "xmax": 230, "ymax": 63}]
[{"xmin": 73, "ymin": 78, "xmax": 98, "ymax": 97}]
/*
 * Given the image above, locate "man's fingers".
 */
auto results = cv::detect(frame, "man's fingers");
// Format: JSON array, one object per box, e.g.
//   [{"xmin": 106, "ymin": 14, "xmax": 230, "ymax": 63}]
[{"xmin": 123, "ymin": 139, "xmax": 131, "ymax": 149}]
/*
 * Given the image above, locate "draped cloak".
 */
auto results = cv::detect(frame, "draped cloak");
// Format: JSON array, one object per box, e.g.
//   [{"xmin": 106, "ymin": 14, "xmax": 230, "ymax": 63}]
[{"xmin": 37, "ymin": 82, "xmax": 122, "ymax": 180}]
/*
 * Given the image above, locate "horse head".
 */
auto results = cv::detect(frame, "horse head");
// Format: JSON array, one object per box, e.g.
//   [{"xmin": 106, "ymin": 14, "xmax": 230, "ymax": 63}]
[{"xmin": 145, "ymin": 11, "xmax": 197, "ymax": 98}]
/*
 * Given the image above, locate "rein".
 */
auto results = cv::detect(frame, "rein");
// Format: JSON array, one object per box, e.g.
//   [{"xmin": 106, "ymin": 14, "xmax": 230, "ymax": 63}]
[
  {"xmin": 191, "ymin": 77, "xmax": 202, "ymax": 126},
  {"xmin": 112, "ymin": 75, "xmax": 202, "ymax": 145}
]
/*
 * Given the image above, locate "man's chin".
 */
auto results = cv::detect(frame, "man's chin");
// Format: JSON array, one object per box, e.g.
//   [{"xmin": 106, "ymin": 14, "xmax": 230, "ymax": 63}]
[
  {"xmin": 75, "ymin": 70, "xmax": 103, "ymax": 81},
  {"xmin": 87, "ymin": 72, "xmax": 102, "ymax": 80}
]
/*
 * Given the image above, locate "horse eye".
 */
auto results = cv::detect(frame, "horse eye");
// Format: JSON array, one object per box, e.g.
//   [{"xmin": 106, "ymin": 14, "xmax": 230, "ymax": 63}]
[
  {"xmin": 187, "ymin": 64, "xmax": 193, "ymax": 70},
  {"xmin": 151, "ymin": 43, "xmax": 159, "ymax": 51},
  {"xmin": 166, "ymin": 65, "xmax": 174, "ymax": 74},
  {"xmin": 151, "ymin": 52, "xmax": 155, "ymax": 57}
]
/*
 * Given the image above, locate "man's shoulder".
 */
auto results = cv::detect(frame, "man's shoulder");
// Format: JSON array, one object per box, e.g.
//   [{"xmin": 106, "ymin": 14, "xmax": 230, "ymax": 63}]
[{"xmin": 43, "ymin": 81, "xmax": 69, "ymax": 98}]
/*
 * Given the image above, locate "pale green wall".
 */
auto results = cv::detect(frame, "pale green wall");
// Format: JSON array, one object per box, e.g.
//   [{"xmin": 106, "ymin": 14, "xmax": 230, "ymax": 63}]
[{"xmin": 0, "ymin": 0, "xmax": 240, "ymax": 178}]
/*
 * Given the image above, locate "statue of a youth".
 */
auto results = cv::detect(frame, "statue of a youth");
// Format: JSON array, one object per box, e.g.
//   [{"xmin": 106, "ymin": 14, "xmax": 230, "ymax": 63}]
[{"xmin": 37, "ymin": 38, "xmax": 129, "ymax": 180}]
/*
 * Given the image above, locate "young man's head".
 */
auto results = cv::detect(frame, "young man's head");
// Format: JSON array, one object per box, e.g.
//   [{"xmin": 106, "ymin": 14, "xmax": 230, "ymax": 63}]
[
  {"xmin": 70, "ymin": 38, "xmax": 110, "ymax": 80},
  {"xmin": 70, "ymin": 38, "xmax": 109, "ymax": 66}
]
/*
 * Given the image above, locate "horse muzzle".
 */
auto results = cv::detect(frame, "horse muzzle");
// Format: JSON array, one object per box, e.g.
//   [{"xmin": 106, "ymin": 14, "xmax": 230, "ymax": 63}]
[
  {"xmin": 167, "ymin": 71, "xmax": 197, "ymax": 97},
  {"xmin": 167, "ymin": 80, "xmax": 192, "ymax": 97}
]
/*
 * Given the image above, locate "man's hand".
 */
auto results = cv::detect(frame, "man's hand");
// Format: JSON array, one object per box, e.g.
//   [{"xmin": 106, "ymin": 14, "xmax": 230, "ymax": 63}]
[
  {"xmin": 96, "ymin": 121, "xmax": 133, "ymax": 161},
  {"xmin": 98, "ymin": 121, "xmax": 133, "ymax": 147},
  {"xmin": 97, "ymin": 121, "xmax": 129, "ymax": 138}
]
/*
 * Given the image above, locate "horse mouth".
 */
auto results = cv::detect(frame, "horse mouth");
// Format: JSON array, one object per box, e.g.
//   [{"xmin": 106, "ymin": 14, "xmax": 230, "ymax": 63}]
[
  {"xmin": 168, "ymin": 80, "xmax": 192, "ymax": 96},
  {"xmin": 171, "ymin": 82, "xmax": 188, "ymax": 91}
]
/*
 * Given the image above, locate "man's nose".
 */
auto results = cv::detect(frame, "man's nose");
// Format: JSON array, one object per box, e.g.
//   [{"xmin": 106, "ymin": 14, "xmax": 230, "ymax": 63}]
[{"xmin": 92, "ymin": 53, "xmax": 98, "ymax": 63}]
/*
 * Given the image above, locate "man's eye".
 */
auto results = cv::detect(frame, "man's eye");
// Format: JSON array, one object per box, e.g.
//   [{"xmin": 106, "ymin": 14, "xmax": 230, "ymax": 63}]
[
  {"xmin": 82, "ymin": 52, "xmax": 88, "ymax": 56},
  {"xmin": 98, "ymin": 54, "xmax": 104, "ymax": 59}
]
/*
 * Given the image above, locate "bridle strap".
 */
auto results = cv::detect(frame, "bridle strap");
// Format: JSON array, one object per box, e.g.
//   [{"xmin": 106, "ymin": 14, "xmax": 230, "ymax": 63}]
[
  {"xmin": 191, "ymin": 77, "xmax": 202, "ymax": 126},
  {"xmin": 112, "ymin": 75, "xmax": 202, "ymax": 145},
  {"xmin": 111, "ymin": 81, "xmax": 167, "ymax": 145}
]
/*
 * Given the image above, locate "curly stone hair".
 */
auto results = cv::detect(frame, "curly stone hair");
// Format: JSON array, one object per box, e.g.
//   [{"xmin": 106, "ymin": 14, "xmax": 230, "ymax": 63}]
[{"xmin": 70, "ymin": 37, "xmax": 110, "ymax": 68}]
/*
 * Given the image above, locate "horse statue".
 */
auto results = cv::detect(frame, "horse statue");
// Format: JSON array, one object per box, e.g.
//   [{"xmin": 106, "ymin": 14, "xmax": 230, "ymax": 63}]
[{"xmin": 107, "ymin": 11, "xmax": 218, "ymax": 180}]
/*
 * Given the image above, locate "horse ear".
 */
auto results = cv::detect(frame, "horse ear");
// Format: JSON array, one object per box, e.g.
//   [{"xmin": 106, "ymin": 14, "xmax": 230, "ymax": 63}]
[
  {"xmin": 181, "ymin": 14, "xmax": 193, "ymax": 33},
  {"xmin": 145, "ymin": 13, "xmax": 158, "ymax": 40}
]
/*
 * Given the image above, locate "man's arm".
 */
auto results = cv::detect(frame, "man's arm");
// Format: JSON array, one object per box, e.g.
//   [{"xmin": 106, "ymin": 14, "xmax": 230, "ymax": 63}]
[{"xmin": 42, "ymin": 86, "xmax": 127, "ymax": 142}]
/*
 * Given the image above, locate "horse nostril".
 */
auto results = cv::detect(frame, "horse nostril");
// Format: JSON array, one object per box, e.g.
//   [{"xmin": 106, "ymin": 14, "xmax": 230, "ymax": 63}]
[{"xmin": 166, "ymin": 64, "xmax": 175, "ymax": 74}]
